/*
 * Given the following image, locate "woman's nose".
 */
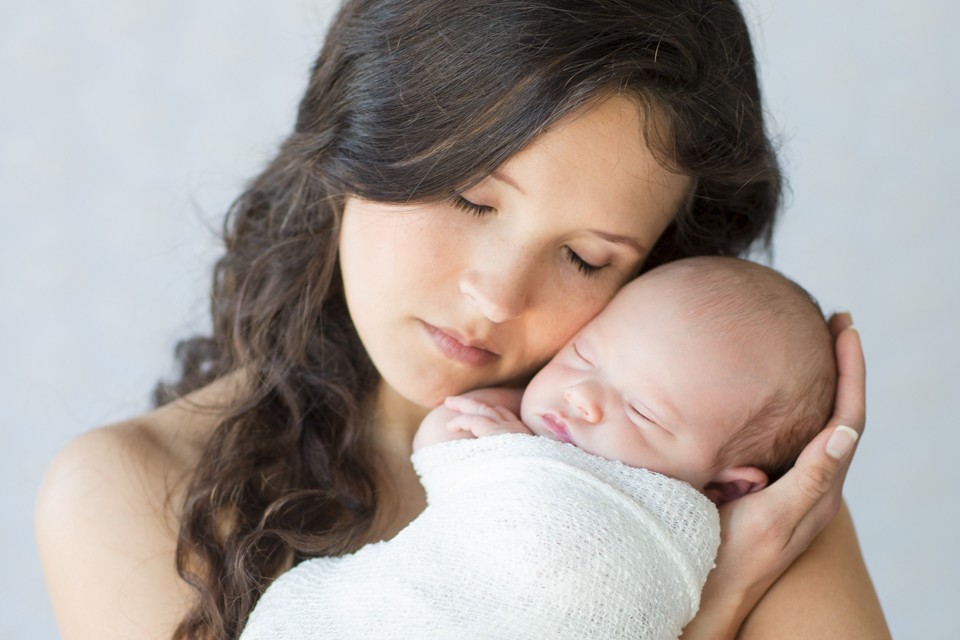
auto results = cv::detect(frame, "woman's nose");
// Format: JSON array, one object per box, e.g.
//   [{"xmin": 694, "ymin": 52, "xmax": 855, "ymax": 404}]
[
  {"xmin": 458, "ymin": 265, "xmax": 530, "ymax": 324},
  {"xmin": 564, "ymin": 382, "xmax": 603, "ymax": 424}
]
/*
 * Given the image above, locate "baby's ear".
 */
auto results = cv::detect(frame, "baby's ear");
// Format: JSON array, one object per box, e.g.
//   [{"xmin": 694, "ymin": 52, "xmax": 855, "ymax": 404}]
[{"xmin": 703, "ymin": 466, "xmax": 768, "ymax": 506}]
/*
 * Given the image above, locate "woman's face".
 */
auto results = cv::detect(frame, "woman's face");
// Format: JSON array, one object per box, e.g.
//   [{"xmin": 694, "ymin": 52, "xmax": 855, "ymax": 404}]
[{"xmin": 339, "ymin": 96, "xmax": 690, "ymax": 409}]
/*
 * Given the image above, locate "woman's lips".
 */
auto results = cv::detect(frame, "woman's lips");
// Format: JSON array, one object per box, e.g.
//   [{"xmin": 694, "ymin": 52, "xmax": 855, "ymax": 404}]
[
  {"xmin": 540, "ymin": 413, "xmax": 574, "ymax": 444},
  {"xmin": 422, "ymin": 322, "xmax": 499, "ymax": 366}
]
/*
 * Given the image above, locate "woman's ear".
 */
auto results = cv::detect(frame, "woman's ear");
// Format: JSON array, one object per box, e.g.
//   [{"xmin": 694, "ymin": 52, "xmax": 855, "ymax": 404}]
[{"xmin": 703, "ymin": 466, "xmax": 768, "ymax": 506}]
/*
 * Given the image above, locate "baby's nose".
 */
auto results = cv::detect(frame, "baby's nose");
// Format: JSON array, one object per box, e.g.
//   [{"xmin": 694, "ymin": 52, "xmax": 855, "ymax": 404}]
[{"xmin": 564, "ymin": 385, "xmax": 603, "ymax": 424}]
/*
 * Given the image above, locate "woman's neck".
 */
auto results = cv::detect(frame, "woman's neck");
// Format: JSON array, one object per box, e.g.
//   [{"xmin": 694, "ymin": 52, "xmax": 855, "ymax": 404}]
[
  {"xmin": 372, "ymin": 381, "xmax": 431, "ymax": 459},
  {"xmin": 365, "ymin": 381, "xmax": 430, "ymax": 542}
]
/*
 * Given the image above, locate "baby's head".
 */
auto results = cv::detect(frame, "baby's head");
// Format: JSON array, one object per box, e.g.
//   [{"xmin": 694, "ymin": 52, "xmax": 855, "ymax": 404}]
[{"xmin": 519, "ymin": 256, "xmax": 836, "ymax": 504}]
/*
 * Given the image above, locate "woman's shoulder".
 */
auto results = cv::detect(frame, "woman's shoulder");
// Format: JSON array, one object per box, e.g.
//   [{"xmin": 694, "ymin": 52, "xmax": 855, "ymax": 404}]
[
  {"xmin": 38, "ymin": 372, "xmax": 245, "ymax": 512},
  {"xmin": 35, "ymin": 378, "xmax": 235, "ymax": 639},
  {"xmin": 37, "ymin": 417, "xmax": 183, "ymax": 529},
  {"xmin": 37, "ymin": 378, "xmax": 230, "ymax": 528}
]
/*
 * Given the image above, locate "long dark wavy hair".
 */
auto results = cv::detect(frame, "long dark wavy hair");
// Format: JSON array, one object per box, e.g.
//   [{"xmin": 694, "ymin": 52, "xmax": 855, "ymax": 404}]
[{"xmin": 156, "ymin": 1, "xmax": 784, "ymax": 637}]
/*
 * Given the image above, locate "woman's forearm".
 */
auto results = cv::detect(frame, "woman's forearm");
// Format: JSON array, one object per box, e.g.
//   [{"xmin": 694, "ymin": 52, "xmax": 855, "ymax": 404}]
[{"xmin": 685, "ymin": 324, "xmax": 884, "ymax": 639}]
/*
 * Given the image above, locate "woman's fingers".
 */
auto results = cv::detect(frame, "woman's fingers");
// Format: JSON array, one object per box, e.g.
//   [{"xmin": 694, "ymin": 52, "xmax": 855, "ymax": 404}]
[
  {"xmin": 779, "ymin": 425, "xmax": 857, "ymax": 546},
  {"xmin": 826, "ymin": 312, "xmax": 864, "ymax": 440},
  {"xmin": 830, "ymin": 325, "xmax": 866, "ymax": 437},
  {"xmin": 749, "ymin": 323, "xmax": 866, "ymax": 550},
  {"xmin": 828, "ymin": 311, "xmax": 853, "ymax": 335},
  {"xmin": 810, "ymin": 324, "xmax": 865, "ymax": 514},
  {"xmin": 699, "ymin": 317, "xmax": 870, "ymax": 623}
]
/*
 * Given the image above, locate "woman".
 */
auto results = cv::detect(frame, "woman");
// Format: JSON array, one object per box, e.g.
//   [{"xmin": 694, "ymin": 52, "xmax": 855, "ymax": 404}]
[{"xmin": 36, "ymin": 1, "xmax": 890, "ymax": 638}]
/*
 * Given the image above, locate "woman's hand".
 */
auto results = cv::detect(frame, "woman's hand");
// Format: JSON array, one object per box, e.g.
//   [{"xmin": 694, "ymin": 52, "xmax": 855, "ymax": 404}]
[{"xmin": 682, "ymin": 313, "xmax": 866, "ymax": 639}]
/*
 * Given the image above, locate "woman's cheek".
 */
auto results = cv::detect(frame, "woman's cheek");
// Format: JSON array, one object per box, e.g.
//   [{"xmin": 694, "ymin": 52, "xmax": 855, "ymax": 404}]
[{"xmin": 531, "ymin": 276, "xmax": 618, "ymax": 356}]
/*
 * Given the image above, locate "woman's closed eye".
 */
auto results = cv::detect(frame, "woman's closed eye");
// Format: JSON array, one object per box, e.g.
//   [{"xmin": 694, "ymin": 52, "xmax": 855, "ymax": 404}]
[
  {"xmin": 451, "ymin": 195, "xmax": 608, "ymax": 278},
  {"xmin": 563, "ymin": 246, "xmax": 604, "ymax": 276},
  {"xmin": 451, "ymin": 195, "xmax": 495, "ymax": 217}
]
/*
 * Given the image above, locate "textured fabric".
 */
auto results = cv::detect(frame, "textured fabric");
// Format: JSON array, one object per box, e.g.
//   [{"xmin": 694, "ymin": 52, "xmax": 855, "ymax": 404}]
[{"xmin": 240, "ymin": 434, "xmax": 720, "ymax": 640}]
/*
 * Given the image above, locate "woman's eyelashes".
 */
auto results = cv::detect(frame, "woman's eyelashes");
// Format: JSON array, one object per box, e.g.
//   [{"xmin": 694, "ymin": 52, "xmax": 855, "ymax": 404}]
[
  {"xmin": 563, "ymin": 246, "xmax": 603, "ymax": 276},
  {"xmin": 451, "ymin": 195, "xmax": 607, "ymax": 277},
  {"xmin": 451, "ymin": 195, "xmax": 495, "ymax": 217}
]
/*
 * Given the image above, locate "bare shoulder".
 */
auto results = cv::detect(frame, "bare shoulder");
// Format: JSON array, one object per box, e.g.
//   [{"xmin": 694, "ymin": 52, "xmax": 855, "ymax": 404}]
[
  {"xmin": 738, "ymin": 501, "xmax": 891, "ymax": 639},
  {"xmin": 36, "ymin": 379, "xmax": 233, "ymax": 640}
]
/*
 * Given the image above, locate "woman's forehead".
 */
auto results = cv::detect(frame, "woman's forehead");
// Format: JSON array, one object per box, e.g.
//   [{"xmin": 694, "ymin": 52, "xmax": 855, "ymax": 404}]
[{"xmin": 496, "ymin": 96, "xmax": 690, "ymax": 233}]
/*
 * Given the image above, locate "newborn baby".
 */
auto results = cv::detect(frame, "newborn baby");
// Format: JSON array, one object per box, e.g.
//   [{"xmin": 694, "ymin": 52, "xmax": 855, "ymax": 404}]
[{"xmin": 240, "ymin": 256, "xmax": 837, "ymax": 640}]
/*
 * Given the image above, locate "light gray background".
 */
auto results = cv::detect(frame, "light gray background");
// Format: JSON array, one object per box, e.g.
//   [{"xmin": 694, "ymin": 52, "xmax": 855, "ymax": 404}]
[{"xmin": 2, "ymin": 1, "xmax": 957, "ymax": 637}]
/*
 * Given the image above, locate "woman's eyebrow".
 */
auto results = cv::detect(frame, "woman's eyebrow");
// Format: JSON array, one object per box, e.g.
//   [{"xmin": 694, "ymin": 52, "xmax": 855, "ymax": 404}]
[
  {"xmin": 489, "ymin": 169, "xmax": 643, "ymax": 255},
  {"xmin": 491, "ymin": 168, "xmax": 526, "ymax": 194},
  {"xmin": 588, "ymin": 229, "xmax": 645, "ymax": 255}
]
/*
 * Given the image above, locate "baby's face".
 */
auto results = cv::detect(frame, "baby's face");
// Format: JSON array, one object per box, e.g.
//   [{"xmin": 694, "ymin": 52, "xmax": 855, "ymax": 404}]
[{"xmin": 519, "ymin": 274, "xmax": 778, "ymax": 489}]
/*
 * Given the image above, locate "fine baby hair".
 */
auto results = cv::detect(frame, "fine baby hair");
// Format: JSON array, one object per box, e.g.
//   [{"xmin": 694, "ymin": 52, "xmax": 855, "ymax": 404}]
[{"xmin": 658, "ymin": 257, "xmax": 837, "ymax": 484}]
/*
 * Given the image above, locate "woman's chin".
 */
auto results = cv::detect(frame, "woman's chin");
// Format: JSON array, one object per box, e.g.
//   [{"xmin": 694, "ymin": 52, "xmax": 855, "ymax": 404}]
[
  {"xmin": 377, "ymin": 376, "xmax": 464, "ymax": 413},
  {"xmin": 375, "ymin": 358, "xmax": 539, "ymax": 416}
]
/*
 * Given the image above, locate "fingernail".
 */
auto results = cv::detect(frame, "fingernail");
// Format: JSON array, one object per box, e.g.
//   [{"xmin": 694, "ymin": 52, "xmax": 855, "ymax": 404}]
[{"xmin": 826, "ymin": 425, "xmax": 859, "ymax": 459}]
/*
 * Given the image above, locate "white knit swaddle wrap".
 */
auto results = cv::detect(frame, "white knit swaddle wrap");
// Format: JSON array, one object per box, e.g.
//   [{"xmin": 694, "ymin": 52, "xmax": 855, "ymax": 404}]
[{"xmin": 241, "ymin": 434, "xmax": 720, "ymax": 640}]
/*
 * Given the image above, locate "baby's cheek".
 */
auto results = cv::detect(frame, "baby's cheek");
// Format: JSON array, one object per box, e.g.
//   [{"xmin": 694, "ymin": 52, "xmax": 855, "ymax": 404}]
[
  {"xmin": 520, "ymin": 366, "xmax": 562, "ymax": 409},
  {"xmin": 683, "ymin": 443, "xmax": 721, "ymax": 480}
]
